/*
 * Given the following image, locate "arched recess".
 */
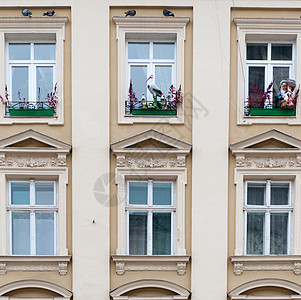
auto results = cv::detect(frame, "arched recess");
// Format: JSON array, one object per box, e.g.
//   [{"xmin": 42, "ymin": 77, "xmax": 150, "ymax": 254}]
[
  {"xmin": 0, "ymin": 280, "xmax": 72, "ymax": 299},
  {"xmin": 110, "ymin": 279, "xmax": 190, "ymax": 299},
  {"xmin": 229, "ymin": 278, "xmax": 301, "ymax": 300}
]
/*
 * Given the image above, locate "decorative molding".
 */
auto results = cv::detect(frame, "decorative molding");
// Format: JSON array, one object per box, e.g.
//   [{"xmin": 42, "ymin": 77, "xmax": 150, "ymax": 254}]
[
  {"xmin": 111, "ymin": 255, "xmax": 190, "ymax": 276},
  {"xmin": 231, "ymin": 256, "xmax": 301, "ymax": 275},
  {"xmin": 0, "ymin": 256, "xmax": 71, "ymax": 276}
]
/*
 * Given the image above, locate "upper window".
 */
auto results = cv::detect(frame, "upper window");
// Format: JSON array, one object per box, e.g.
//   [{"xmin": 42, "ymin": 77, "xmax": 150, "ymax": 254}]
[
  {"xmin": 112, "ymin": 16, "xmax": 189, "ymax": 124},
  {"xmin": 127, "ymin": 180, "xmax": 174, "ymax": 255},
  {"xmin": 8, "ymin": 42, "xmax": 56, "ymax": 104},
  {"xmin": 8, "ymin": 180, "xmax": 57, "ymax": 255},
  {"xmin": 244, "ymin": 181, "xmax": 292, "ymax": 255}
]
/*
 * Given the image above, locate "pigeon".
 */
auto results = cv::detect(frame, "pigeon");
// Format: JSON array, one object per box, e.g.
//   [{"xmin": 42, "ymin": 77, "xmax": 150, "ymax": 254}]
[
  {"xmin": 125, "ymin": 10, "xmax": 136, "ymax": 17},
  {"xmin": 163, "ymin": 9, "xmax": 174, "ymax": 17},
  {"xmin": 43, "ymin": 10, "xmax": 55, "ymax": 16},
  {"xmin": 21, "ymin": 9, "xmax": 32, "ymax": 17}
]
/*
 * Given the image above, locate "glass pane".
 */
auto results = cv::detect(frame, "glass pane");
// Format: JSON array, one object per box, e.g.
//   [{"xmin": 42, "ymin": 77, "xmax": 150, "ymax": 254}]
[
  {"xmin": 153, "ymin": 183, "xmax": 172, "ymax": 205},
  {"xmin": 34, "ymin": 43, "xmax": 56, "ymax": 60},
  {"xmin": 271, "ymin": 183, "xmax": 289, "ymax": 205},
  {"xmin": 153, "ymin": 212, "xmax": 171, "ymax": 255},
  {"xmin": 247, "ymin": 183, "xmax": 266, "ymax": 205},
  {"xmin": 153, "ymin": 43, "xmax": 174, "ymax": 59},
  {"xmin": 270, "ymin": 213, "xmax": 288, "ymax": 254},
  {"xmin": 36, "ymin": 212, "xmax": 55, "ymax": 255},
  {"xmin": 155, "ymin": 65, "xmax": 172, "ymax": 97},
  {"xmin": 247, "ymin": 212, "xmax": 265, "ymax": 255},
  {"xmin": 36, "ymin": 66, "xmax": 53, "ymax": 101},
  {"xmin": 129, "ymin": 212, "xmax": 147, "ymax": 255},
  {"xmin": 272, "ymin": 44, "xmax": 292, "ymax": 61},
  {"xmin": 12, "ymin": 212, "xmax": 30, "ymax": 255},
  {"xmin": 11, "ymin": 182, "xmax": 30, "ymax": 205},
  {"xmin": 128, "ymin": 42, "xmax": 149, "ymax": 59},
  {"xmin": 247, "ymin": 43, "xmax": 267, "ymax": 60},
  {"xmin": 35, "ymin": 182, "xmax": 55, "ymax": 205},
  {"xmin": 129, "ymin": 182, "xmax": 148, "ymax": 205},
  {"xmin": 130, "ymin": 65, "xmax": 147, "ymax": 100},
  {"xmin": 9, "ymin": 43, "xmax": 30, "ymax": 60},
  {"xmin": 249, "ymin": 66, "xmax": 265, "ymax": 95},
  {"xmin": 273, "ymin": 67, "xmax": 290, "ymax": 94},
  {"xmin": 11, "ymin": 66, "xmax": 28, "ymax": 101}
]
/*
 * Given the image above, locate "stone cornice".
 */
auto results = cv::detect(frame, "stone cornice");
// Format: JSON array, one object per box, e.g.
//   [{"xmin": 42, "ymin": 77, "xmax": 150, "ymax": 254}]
[
  {"xmin": 111, "ymin": 255, "xmax": 190, "ymax": 276},
  {"xmin": 0, "ymin": 255, "xmax": 71, "ymax": 276},
  {"xmin": 231, "ymin": 256, "xmax": 301, "ymax": 275}
]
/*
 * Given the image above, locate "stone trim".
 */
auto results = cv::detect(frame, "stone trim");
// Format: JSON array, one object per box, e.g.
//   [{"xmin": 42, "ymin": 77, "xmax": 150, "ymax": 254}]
[
  {"xmin": 0, "ymin": 256, "xmax": 71, "ymax": 276},
  {"xmin": 111, "ymin": 255, "xmax": 190, "ymax": 276},
  {"xmin": 231, "ymin": 256, "xmax": 301, "ymax": 275}
]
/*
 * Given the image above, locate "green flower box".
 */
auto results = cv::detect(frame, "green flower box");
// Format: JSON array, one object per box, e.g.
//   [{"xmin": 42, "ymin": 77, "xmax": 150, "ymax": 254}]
[
  {"xmin": 132, "ymin": 109, "xmax": 177, "ymax": 116},
  {"xmin": 9, "ymin": 108, "xmax": 55, "ymax": 117},
  {"xmin": 249, "ymin": 108, "xmax": 296, "ymax": 116}
]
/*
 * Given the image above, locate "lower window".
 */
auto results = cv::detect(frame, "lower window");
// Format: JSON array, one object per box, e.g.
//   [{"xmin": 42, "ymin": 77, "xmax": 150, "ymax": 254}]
[
  {"xmin": 127, "ymin": 180, "xmax": 174, "ymax": 255},
  {"xmin": 8, "ymin": 180, "xmax": 57, "ymax": 255},
  {"xmin": 244, "ymin": 180, "xmax": 292, "ymax": 255}
]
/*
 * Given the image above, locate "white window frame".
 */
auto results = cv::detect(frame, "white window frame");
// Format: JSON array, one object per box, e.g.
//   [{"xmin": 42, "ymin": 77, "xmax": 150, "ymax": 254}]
[
  {"xmin": 126, "ymin": 180, "xmax": 175, "ymax": 255},
  {"xmin": 113, "ymin": 16, "xmax": 189, "ymax": 124},
  {"xmin": 243, "ymin": 180, "xmax": 292, "ymax": 255},
  {"xmin": 126, "ymin": 40, "xmax": 176, "ymax": 105},
  {"xmin": 8, "ymin": 180, "xmax": 57, "ymax": 256},
  {"xmin": 234, "ymin": 17, "xmax": 301, "ymax": 125},
  {"xmin": 7, "ymin": 41, "xmax": 57, "ymax": 103},
  {"xmin": 0, "ymin": 17, "xmax": 68, "ymax": 125},
  {"xmin": 245, "ymin": 41, "xmax": 294, "ymax": 106}
]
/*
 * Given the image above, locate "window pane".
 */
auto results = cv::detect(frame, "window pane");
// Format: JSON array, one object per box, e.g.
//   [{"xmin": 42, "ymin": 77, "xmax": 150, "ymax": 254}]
[
  {"xmin": 247, "ymin": 183, "xmax": 265, "ymax": 205},
  {"xmin": 11, "ymin": 66, "xmax": 28, "ymax": 101},
  {"xmin": 130, "ymin": 65, "xmax": 147, "ymax": 100},
  {"xmin": 153, "ymin": 212, "xmax": 171, "ymax": 255},
  {"xmin": 247, "ymin": 43, "xmax": 267, "ymax": 60},
  {"xmin": 271, "ymin": 183, "xmax": 289, "ymax": 205},
  {"xmin": 153, "ymin": 183, "xmax": 172, "ymax": 205},
  {"xmin": 247, "ymin": 212, "xmax": 265, "ymax": 255},
  {"xmin": 270, "ymin": 213, "xmax": 288, "ymax": 254},
  {"xmin": 36, "ymin": 66, "xmax": 53, "ymax": 101},
  {"xmin": 11, "ymin": 182, "xmax": 30, "ymax": 205},
  {"xmin": 129, "ymin": 212, "xmax": 147, "ymax": 255},
  {"xmin": 34, "ymin": 43, "xmax": 56, "ymax": 60},
  {"xmin": 9, "ymin": 43, "xmax": 30, "ymax": 60},
  {"xmin": 129, "ymin": 182, "xmax": 148, "ymax": 205},
  {"xmin": 128, "ymin": 42, "xmax": 149, "ymax": 59},
  {"xmin": 36, "ymin": 212, "xmax": 55, "ymax": 255},
  {"xmin": 12, "ymin": 212, "xmax": 30, "ymax": 255},
  {"xmin": 273, "ymin": 67, "xmax": 290, "ymax": 94},
  {"xmin": 153, "ymin": 43, "xmax": 174, "ymax": 59},
  {"xmin": 155, "ymin": 65, "xmax": 172, "ymax": 97},
  {"xmin": 35, "ymin": 182, "xmax": 55, "ymax": 205},
  {"xmin": 248, "ymin": 67, "xmax": 265, "ymax": 97},
  {"xmin": 272, "ymin": 44, "xmax": 292, "ymax": 61}
]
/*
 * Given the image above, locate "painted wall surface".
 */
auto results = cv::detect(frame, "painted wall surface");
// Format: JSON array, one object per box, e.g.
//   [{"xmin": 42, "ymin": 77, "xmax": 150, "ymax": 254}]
[
  {"xmin": 228, "ymin": 6, "xmax": 301, "ymax": 296},
  {"xmin": 0, "ymin": 6, "xmax": 72, "ymax": 294}
]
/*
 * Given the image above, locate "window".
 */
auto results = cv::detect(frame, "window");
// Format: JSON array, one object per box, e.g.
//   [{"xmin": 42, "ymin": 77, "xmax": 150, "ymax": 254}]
[
  {"xmin": 127, "ymin": 180, "xmax": 174, "ymax": 255},
  {"xmin": 244, "ymin": 181, "xmax": 292, "ymax": 255},
  {"xmin": 246, "ymin": 42, "xmax": 293, "ymax": 109},
  {"xmin": 126, "ymin": 41, "xmax": 176, "ymax": 109},
  {"xmin": 112, "ymin": 17, "xmax": 189, "ymax": 124},
  {"xmin": 8, "ymin": 42, "xmax": 56, "ymax": 104},
  {"xmin": 8, "ymin": 180, "xmax": 57, "ymax": 255}
]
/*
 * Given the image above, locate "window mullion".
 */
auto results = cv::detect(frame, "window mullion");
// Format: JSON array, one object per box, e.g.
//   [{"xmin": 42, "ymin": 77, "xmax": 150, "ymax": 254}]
[
  {"xmin": 265, "ymin": 211, "xmax": 270, "ymax": 255},
  {"xmin": 147, "ymin": 180, "xmax": 153, "ymax": 255},
  {"xmin": 30, "ymin": 211, "xmax": 35, "ymax": 255}
]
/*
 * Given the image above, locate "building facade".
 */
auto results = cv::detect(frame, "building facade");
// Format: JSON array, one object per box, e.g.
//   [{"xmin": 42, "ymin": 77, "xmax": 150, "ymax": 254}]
[{"xmin": 0, "ymin": 0, "xmax": 300, "ymax": 299}]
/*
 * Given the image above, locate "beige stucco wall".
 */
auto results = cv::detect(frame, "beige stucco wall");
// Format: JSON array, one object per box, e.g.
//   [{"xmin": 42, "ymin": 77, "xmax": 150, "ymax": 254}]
[
  {"xmin": 109, "ymin": 6, "xmax": 193, "ymax": 294},
  {"xmin": 0, "ymin": 6, "xmax": 72, "ymax": 295},
  {"xmin": 228, "ymin": 6, "xmax": 301, "ymax": 295}
]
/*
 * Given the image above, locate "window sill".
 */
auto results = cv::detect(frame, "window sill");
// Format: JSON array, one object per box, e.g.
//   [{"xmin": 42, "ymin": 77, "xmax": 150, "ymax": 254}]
[
  {"xmin": 111, "ymin": 255, "xmax": 190, "ymax": 276},
  {"xmin": 230, "ymin": 255, "xmax": 301, "ymax": 275},
  {"xmin": 0, "ymin": 255, "xmax": 71, "ymax": 276}
]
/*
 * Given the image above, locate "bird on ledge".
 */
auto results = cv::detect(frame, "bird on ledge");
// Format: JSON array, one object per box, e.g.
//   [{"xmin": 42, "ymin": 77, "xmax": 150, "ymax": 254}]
[
  {"xmin": 163, "ymin": 9, "xmax": 174, "ymax": 17},
  {"xmin": 44, "ymin": 10, "xmax": 55, "ymax": 16},
  {"xmin": 125, "ymin": 10, "xmax": 136, "ymax": 17},
  {"xmin": 22, "ymin": 9, "xmax": 32, "ymax": 17}
]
